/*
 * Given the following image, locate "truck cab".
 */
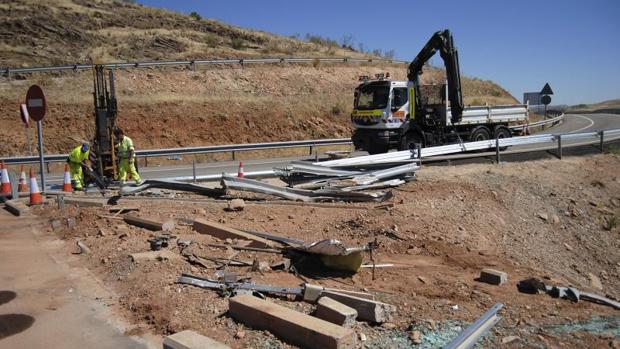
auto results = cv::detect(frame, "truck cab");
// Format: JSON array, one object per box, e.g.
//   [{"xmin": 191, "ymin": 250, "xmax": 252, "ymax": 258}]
[{"xmin": 351, "ymin": 77, "xmax": 411, "ymax": 154}]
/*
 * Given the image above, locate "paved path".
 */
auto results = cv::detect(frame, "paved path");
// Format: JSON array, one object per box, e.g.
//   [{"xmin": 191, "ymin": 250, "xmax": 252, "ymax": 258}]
[{"xmin": 0, "ymin": 208, "xmax": 155, "ymax": 349}]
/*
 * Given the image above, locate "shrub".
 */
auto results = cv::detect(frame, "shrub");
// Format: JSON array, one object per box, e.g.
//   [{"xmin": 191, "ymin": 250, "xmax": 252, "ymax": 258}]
[
  {"xmin": 189, "ymin": 11, "xmax": 202, "ymax": 20},
  {"xmin": 312, "ymin": 58, "xmax": 320, "ymax": 68},
  {"xmin": 205, "ymin": 34, "xmax": 219, "ymax": 47},
  {"xmin": 231, "ymin": 38, "xmax": 244, "ymax": 50},
  {"xmin": 604, "ymin": 214, "xmax": 618, "ymax": 231}
]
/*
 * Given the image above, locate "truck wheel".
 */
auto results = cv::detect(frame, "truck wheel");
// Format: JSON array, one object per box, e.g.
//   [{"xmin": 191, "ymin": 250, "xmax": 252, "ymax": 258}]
[
  {"xmin": 470, "ymin": 126, "xmax": 491, "ymax": 142},
  {"xmin": 368, "ymin": 144, "xmax": 389, "ymax": 154},
  {"xmin": 493, "ymin": 125, "xmax": 512, "ymax": 150},
  {"xmin": 398, "ymin": 132, "xmax": 424, "ymax": 151}
]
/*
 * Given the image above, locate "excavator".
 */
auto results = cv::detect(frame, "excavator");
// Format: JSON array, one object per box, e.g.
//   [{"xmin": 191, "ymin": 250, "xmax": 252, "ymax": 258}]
[{"xmin": 351, "ymin": 29, "xmax": 528, "ymax": 154}]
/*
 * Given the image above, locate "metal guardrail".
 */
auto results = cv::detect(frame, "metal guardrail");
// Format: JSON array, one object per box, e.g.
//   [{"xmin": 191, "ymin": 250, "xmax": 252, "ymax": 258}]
[
  {"xmin": 0, "ymin": 113, "xmax": 570, "ymax": 166},
  {"xmin": 0, "ymin": 138, "xmax": 353, "ymax": 165},
  {"xmin": 1, "ymin": 57, "xmax": 407, "ymax": 77}
]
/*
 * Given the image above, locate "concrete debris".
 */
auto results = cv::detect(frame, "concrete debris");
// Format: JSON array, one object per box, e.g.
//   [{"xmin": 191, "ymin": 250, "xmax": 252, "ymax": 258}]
[
  {"xmin": 320, "ymin": 290, "xmax": 396, "ymax": 323},
  {"xmin": 501, "ymin": 335, "xmax": 521, "ymax": 344},
  {"xmin": 63, "ymin": 197, "xmax": 107, "ymax": 207},
  {"xmin": 3, "ymin": 199, "xmax": 29, "ymax": 216},
  {"xmin": 290, "ymin": 239, "xmax": 370, "ymax": 273},
  {"xmin": 66, "ymin": 217, "xmax": 76, "ymax": 229},
  {"xmin": 226, "ymin": 198, "xmax": 245, "ymax": 211},
  {"xmin": 588, "ymin": 272, "xmax": 603, "ymax": 290},
  {"xmin": 479, "ymin": 268, "xmax": 508, "ymax": 285},
  {"xmin": 75, "ymin": 240, "xmax": 91, "ymax": 255},
  {"xmin": 518, "ymin": 278, "xmax": 620, "ymax": 309},
  {"xmin": 229, "ymin": 294, "xmax": 357, "ymax": 349},
  {"xmin": 315, "ymin": 296, "xmax": 358, "ymax": 328},
  {"xmin": 193, "ymin": 219, "xmax": 275, "ymax": 248},
  {"xmin": 163, "ymin": 330, "xmax": 232, "ymax": 349},
  {"xmin": 50, "ymin": 219, "xmax": 62, "ymax": 231},
  {"xmin": 124, "ymin": 215, "xmax": 175, "ymax": 231}
]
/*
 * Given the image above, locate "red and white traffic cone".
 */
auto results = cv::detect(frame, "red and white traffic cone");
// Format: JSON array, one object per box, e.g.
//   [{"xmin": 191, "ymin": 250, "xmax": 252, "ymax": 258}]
[
  {"xmin": 0, "ymin": 162, "xmax": 11, "ymax": 196},
  {"xmin": 29, "ymin": 168, "xmax": 43, "ymax": 205},
  {"xmin": 237, "ymin": 161, "xmax": 244, "ymax": 178},
  {"xmin": 62, "ymin": 164, "xmax": 73, "ymax": 192},
  {"xmin": 18, "ymin": 165, "xmax": 29, "ymax": 193}
]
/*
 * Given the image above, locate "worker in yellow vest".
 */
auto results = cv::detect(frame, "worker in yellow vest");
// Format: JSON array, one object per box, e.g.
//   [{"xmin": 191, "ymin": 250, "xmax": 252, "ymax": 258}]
[
  {"xmin": 114, "ymin": 127, "xmax": 143, "ymax": 185},
  {"xmin": 66, "ymin": 143, "xmax": 90, "ymax": 190}
]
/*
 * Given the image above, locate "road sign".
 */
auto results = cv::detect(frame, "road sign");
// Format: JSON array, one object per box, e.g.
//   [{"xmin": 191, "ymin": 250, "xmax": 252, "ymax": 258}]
[
  {"xmin": 541, "ymin": 83, "xmax": 554, "ymax": 95},
  {"xmin": 26, "ymin": 85, "xmax": 46, "ymax": 122},
  {"xmin": 20, "ymin": 103, "xmax": 30, "ymax": 127},
  {"xmin": 541, "ymin": 95, "xmax": 552, "ymax": 105}
]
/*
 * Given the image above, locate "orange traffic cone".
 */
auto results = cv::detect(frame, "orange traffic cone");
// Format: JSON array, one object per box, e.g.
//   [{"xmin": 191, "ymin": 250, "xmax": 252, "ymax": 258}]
[
  {"xmin": 62, "ymin": 164, "xmax": 73, "ymax": 192},
  {"xmin": 18, "ymin": 165, "xmax": 29, "ymax": 192},
  {"xmin": 0, "ymin": 162, "xmax": 11, "ymax": 196},
  {"xmin": 29, "ymin": 168, "xmax": 43, "ymax": 205},
  {"xmin": 237, "ymin": 161, "xmax": 244, "ymax": 178}
]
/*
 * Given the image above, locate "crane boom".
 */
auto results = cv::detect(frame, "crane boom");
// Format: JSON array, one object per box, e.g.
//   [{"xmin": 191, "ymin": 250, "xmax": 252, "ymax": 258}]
[{"xmin": 407, "ymin": 29, "xmax": 464, "ymax": 123}]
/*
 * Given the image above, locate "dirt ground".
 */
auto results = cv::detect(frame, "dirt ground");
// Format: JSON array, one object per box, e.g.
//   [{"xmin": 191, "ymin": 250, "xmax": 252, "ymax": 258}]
[{"xmin": 30, "ymin": 154, "xmax": 620, "ymax": 348}]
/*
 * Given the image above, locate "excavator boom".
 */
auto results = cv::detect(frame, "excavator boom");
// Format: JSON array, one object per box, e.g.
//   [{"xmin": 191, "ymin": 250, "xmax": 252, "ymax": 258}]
[{"xmin": 407, "ymin": 29, "xmax": 464, "ymax": 123}]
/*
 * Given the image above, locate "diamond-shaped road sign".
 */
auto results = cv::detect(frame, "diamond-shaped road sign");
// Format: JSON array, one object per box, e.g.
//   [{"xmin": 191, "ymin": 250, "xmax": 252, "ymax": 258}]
[{"xmin": 540, "ymin": 83, "xmax": 554, "ymax": 95}]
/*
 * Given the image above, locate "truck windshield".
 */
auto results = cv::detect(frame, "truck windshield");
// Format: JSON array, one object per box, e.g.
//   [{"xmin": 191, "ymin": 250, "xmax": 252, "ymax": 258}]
[{"xmin": 355, "ymin": 83, "xmax": 390, "ymax": 110}]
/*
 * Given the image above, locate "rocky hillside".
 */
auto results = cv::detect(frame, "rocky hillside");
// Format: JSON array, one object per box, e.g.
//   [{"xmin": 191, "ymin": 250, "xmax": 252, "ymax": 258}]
[{"xmin": 0, "ymin": 0, "xmax": 369, "ymax": 67}]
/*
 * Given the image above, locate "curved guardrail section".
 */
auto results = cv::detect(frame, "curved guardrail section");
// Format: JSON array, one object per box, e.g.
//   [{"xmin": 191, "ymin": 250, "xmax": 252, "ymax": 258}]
[{"xmin": 1, "ymin": 57, "xmax": 407, "ymax": 77}]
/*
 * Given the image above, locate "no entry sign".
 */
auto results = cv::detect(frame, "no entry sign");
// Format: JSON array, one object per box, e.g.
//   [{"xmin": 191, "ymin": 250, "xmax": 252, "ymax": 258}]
[{"xmin": 26, "ymin": 85, "xmax": 46, "ymax": 122}]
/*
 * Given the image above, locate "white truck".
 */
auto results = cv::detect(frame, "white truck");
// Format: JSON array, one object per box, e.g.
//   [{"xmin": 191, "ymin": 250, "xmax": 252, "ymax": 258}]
[{"xmin": 351, "ymin": 30, "xmax": 529, "ymax": 154}]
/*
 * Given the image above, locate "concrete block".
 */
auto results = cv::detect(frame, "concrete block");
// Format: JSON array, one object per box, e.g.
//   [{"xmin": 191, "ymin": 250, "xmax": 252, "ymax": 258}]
[
  {"xmin": 193, "ymin": 219, "xmax": 274, "ymax": 248},
  {"xmin": 229, "ymin": 294, "xmax": 357, "ymax": 349},
  {"xmin": 63, "ymin": 197, "xmax": 107, "ymax": 207},
  {"xmin": 321, "ymin": 290, "xmax": 395, "ymax": 323},
  {"xmin": 163, "ymin": 330, "xmax": 231, "ymax": 349},
  {"xmin": 66, "ymin": 217, "xmax": 76, "ymax": 229},
  {"xmin": 4, "ymin": 199, "xmax": 29, "ymax": 216},
  {"xmin": 315, "ymin": 297, "xmax": 358, "ymax": 328},
  {"xmin": 124, "ymin": 215, "xmax": 174, "ymax": 231},
  {"xmin": 50, "ymin": 219, "xmax": 62, "ymax": 231},
  {"xmin": 479, "ymin": 269, "xmax": 508, "ymax": 285}
]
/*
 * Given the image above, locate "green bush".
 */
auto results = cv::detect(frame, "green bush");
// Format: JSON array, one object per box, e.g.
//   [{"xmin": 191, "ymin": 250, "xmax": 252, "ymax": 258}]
[
  {"xmin": 604, "ymin": 215, "xmax": 618, "ymax": 231},
  {"xmin": 189, "ymin": 11, "xmax": 202, "ymax": 20},
  {"xmin": 231, "ymin": 38, "xmax": 244, "ymax": 50}
]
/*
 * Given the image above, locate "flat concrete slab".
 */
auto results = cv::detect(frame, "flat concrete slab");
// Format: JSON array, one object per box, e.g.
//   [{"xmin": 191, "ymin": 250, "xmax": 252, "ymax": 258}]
[{"xmin": 163, "ymin": 330, "xmax": 231, "ymax": 349}]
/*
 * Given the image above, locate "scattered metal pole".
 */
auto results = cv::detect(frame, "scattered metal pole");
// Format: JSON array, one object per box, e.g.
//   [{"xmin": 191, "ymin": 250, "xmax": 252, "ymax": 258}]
[
  {"xmin": 557, "ymin": 135, "xmax": 562, "ymax": 159},
  {"xmin": 599, "ymin": 131, "xmax": 604, "ymax": 153},
  {"xmin": 495, "ymin": 137, "xmax": 501, "ymax": 164},
  {"xmin": 444, "ymin": 303, "xmax": 503, "ymax": 349},
  {"xmin": 36, "ymin": 120, "xmax": 46, "ymax": 191}
]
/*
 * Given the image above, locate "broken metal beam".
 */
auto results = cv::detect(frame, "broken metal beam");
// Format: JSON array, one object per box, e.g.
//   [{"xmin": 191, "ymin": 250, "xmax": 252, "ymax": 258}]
[
  {"xmin": 193, "ymin": 219, "xmax": 275, "ymax": 248},
  {"xmin": 444, "ymin": 303, "xmax": 503, "ymax": 349}
]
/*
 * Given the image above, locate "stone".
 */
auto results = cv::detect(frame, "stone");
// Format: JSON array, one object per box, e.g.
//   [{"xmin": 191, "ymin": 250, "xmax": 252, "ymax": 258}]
[
  {"xmin": 66, "ymin": 217, "xmax": 77, "ymax": 229},
  {"xmin": 410, "ymin": 330, "xmax": 422, "ymax": 344},
  {"xmin": 538, "ymin": 212, "xmax": 548, "ymax": 221},
  {"xmin": 588, "ymin": 273, "xmax": 603, "ymax": 290},
  {"xmin": 227, "ymin": 199, "xmax": 245, "ymax": 211},
  {"xmin": 50, "ymin": 219, "xmax": 62, "ymax": 231},
  {"xmin": 501, "ymin": 335, "xmax": 520, "ymax": 344},
  {"xmin": 315, "ymin": 297, "xmax": 358, "ymax": 328},
  {"xmin": 479, "ymin": 269, "xmax": 508, "ymax": 285}
]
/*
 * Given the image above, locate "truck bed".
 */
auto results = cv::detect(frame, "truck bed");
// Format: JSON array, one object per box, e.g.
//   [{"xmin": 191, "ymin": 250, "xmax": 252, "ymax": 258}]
[{"xmin": 449, "ymin": 104, "xmax": 528, "ymax": 126}]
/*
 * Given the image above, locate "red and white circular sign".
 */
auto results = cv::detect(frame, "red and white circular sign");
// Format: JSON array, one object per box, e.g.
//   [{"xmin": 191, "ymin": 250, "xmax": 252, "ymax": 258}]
[{"xmin": 25, "ymin": 85, "xmax": 46, "ymax": 122}]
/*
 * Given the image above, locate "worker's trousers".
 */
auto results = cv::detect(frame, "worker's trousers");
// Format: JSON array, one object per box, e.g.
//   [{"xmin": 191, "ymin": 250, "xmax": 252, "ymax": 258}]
[
  {"xmin": 69, "ymin": 162, "xmax": 84, "ymax": 189},
  {"xmin": 119, "ymin": 158, "xmax": 141, "ymax": 184}
]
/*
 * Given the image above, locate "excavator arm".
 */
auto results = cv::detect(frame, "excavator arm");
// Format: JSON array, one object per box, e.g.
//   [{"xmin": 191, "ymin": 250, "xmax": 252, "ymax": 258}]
[{"xmin": 407, "ymin": 29, "xmax": 464, "ymax": 124}]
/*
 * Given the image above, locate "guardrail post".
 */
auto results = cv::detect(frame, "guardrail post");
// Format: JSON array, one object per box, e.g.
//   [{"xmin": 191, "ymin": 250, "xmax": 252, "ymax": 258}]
[
  {"xmin": 46, "ymin": 161, "xmax": 50, "ymax": 174},
  {"xmin": 495, "ymin": 136, "xmax": 500, "ymax": 164},
  {"xmin": 192, "ymin": 157, "xmax": 197, "ymax": 183},
  {"xmin": 144, "ymin": 156, "xmax": 148, "ymax": 168},
  {"xmin": 309, "ymin": 146, "xmax": 313, "ymax": 156},
  {"xmin": 232, "ymin": 151, "xmax": 236, "ymax": 161},
  {"xmin": 557, "ymin": 135, "xmax": 563, "ymax": 159},
  {"xmin": 599, "ymin": 131, "xmax": 605, "ymax": 153},
  {"xmin": 314, "ymin": 147, "xmax": 319, "ymax": 162}
]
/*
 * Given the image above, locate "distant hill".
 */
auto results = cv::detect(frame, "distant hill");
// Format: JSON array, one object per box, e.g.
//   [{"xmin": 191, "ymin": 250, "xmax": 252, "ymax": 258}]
[{"xmin": 568, "ymin": 99, "xmax": 620, "ymax": 114}]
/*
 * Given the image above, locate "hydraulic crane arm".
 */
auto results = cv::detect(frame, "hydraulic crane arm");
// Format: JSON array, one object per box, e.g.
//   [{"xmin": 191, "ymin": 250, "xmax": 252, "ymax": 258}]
[{"xmin": 407, "ymin": 29, "xmax": 464, "ymax": 123}]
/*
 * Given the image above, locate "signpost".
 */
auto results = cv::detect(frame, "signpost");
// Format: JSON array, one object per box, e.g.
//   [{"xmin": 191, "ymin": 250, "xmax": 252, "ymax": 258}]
[
  {"xmin": 540, "ymin": 83, "xmax": 553, "ymax": 117},
  {"xmin": 25, "ymin": 85, "xmax": 47, "ymax": 192}
]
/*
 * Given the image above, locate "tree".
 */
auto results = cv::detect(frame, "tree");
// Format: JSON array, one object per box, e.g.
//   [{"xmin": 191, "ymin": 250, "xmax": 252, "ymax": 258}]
[{"xmin": 189, "ymin": 11, "xmax": 202, "ymax": 20}]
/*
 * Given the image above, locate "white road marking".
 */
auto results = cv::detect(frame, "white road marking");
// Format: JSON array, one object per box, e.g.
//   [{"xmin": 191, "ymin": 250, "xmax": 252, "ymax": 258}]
[{"xmin": 567, "ymin": 114, "xmax": 595, "ymax": 133}]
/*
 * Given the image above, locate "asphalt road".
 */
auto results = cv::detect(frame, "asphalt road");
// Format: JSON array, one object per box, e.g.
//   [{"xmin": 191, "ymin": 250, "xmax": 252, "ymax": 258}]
[{"xmin": 42, "ymin": 113, "xmax": 620, "ymax": 188}]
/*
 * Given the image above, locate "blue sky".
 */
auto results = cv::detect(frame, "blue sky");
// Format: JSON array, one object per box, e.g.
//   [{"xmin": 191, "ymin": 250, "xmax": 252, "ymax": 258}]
[{"xmin": 139, "ymin": 0, "xmax": 619, "ymax": 105}]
